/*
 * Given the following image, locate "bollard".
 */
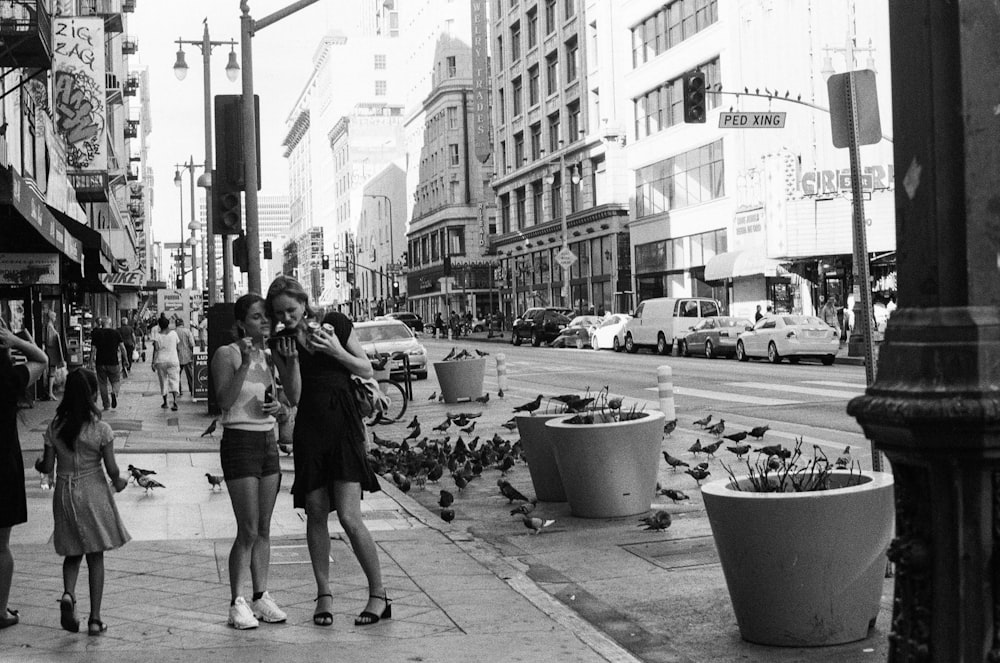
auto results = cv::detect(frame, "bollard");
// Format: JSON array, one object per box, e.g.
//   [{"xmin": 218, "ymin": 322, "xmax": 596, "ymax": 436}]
[
  {"xmin": 657, "ymin": 365, "xmax": 675, "ymax": 421},
  {"xmin": 496, "ymin": 353, "xmax": 508, "ymax": 394}
]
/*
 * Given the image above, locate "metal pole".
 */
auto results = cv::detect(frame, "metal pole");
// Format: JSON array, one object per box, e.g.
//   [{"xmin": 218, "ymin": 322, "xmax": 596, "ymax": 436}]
[
  {"xmin": 178, "ymin": 176, "xmax": 185, "ymax": 289},
  {"xmin": 201, "ymin": 22, "xmax": 217, "ymax": 306},
  {"xmin": 240, "ymin": 5, "xmax": 262, "ymax": 296},
  {"xmin": 188, "ymin": 157, "xmax": 198, "ymax": 291}
]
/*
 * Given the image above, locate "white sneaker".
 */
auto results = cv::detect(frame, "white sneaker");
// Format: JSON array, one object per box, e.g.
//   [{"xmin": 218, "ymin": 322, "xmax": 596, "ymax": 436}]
[
  {"xmin": 228, "ymin": 596, "xmax": 259, "ymax": 630},
  {"xmin": 251, "ymin": 591, "xmax": 287, "ymax": 623}
]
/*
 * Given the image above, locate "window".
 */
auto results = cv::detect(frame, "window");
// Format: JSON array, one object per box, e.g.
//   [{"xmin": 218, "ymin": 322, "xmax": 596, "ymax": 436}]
[
  {"xmin": 447, "ymin": 227, "xmax": 466, "ymax": 255},
  {"xmin": 565, "ymin": 37, "xmax": 578, "ymax": 82},
  {"xmin": 567, "ymin": 100, "xmax": 580, "ymax": 141},
  {"xmin": 634, "ymin": 139, "xmax": 725, "ymax": 218},
  {"xmin": 564, "ymin": 0, "xmax": 574, "ymax": 20},
  {"xmin": 388, "ymin": 11, "xmax": 399, "ymax": 37},
  {"xmin": 545, "ymin": 51, "xmax": 558, "ymax": 95},
  {"xmin": 531, "ymin": 180, "xmax": 544, "ymax": 225},
  {"xmin": 547, "ymin": 111, "xmax": 561, "ymax": 151},
  {"xmin": 447, "ymin": 106, "xmax": 458, "ymax": 129},
  {"xmin": 528, "ymin": 65, "xmax": 540, "ymax": 106},
  {"xmin": 498, "ymin": 87, "xmax": 506, "ymax": 123},
  {"xmin": 527, "ymin": 7, "xmax": 538, "ymax": 49},
  {"xmin": 512, "ymin": 76, "xmax": 523, "ymax": 116},
  {"xmin": 374, "ymin": 54, "xmax": 386, "ymax": 69},
  {"xmin": 446, "ymin": 55, "xmax": 457, "ymax": 77},
  {"xmin": 630, "ymin": 0, "xmax": 718, "ymax": 67},
  {"xmin": 549, "ymin": 171, "xmax": 562, "ymax": 219},
  {"xmin": 500, "ymin": 193, "xmax": 511, "ymax": 233},
  {"xmin": 514, "ymin": 131, "xmax": 525, "ymax": 165},
  {"xmin": 510, "ymin": 21, "xmax": 521, "ymax": 62},
  {"xmin": 545, "ymin": 0, "xmax": 556, "ymax": 34},
  {"xmin": 449, "ymin": 144, "xmax": 460, "ymax": 166},
  {"xmin": 529, "ymin": 122, "xmax": 541, "ymax": 160},
  {"xmin": 375, "ymin": 80, "xmax": 387, "ymax": 96},
  {"xmin": 515, "ymin": 187, "xmax": 526, "ymax": 229},
  {"xmin": 497, "ymin": 35, "xmax": 504, "ymax": 67},
  {"xmin": 500, "ymin": 140, "xmax": 507, "ymax": 170}
]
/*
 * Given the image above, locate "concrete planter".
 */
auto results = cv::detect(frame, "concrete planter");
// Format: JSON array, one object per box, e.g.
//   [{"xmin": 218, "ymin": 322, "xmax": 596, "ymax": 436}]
[
  {"xmin": 515, "ymin": 413, "xmax": 567, "ymax": 502},
  {"xmin": 433, "ymin": 357, "xmax": 486, "ymax": 403},
  {"xmin": 701, "ymin": 471, "xmax": 894, "ymax": 647},
  {"xmin": 546, "ymin": 410, "xmax": 664, "ymax": 518}
]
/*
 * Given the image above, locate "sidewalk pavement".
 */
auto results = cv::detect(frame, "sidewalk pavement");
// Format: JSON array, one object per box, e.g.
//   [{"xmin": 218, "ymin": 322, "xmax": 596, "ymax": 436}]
[{"xmin": 4, "ymin": 345, "xmax": 891, "ymax": 663}]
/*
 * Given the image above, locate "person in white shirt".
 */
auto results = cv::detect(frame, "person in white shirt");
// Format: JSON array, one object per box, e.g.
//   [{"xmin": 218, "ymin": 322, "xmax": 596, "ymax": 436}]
[{"xmin": 151, "ymin": 316, "xmax": 180, "ymax": 410}]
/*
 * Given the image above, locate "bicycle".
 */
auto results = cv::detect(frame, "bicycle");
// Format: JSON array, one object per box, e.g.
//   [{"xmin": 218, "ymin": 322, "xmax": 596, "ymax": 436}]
[{"xmin": 369, "ymin": 377, "xmax": 407, "ymax": 424}]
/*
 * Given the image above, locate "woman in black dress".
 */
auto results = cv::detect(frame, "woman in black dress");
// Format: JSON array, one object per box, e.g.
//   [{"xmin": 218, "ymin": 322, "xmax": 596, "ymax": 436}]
[
  {"xmin": 0, "ymin": 317, "xmax": 49, "ymax": 629},
  {"xmin": 265, "ymin": 277, "xmax": 389, "ymax": 627}
]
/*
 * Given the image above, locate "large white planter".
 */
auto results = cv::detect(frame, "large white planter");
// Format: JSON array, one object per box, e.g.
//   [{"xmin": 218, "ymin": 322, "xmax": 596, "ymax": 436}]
[
  {"xmin": 546, "ymin": 410, "xmax": 664, "ymax": 518},
  {"xmin": 433, "ymin": 357, "xmax": 486, "ymax": 403},
  {"xmin": 515, "ymin": 413, "xmax": 567, "ymax": 502},
  {"xmin": 701, "ymin": 471, "xmax": 894, "ymax": 647}
]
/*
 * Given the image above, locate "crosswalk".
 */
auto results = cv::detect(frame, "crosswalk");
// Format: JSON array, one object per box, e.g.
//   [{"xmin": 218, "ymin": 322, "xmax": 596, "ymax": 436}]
[{"xmin": 644, "ymin": 379, "xmax": 866, "ymax": 405}]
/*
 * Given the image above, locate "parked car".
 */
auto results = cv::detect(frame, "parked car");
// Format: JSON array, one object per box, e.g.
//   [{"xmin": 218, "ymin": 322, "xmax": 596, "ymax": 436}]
[
  {"xmin": 678, "ymin": 316, "xmax": 754, "ymax": 359},
  {"xmin": 384, "ymin": 311, "xmax": 424, "ymax": 332},
  {"xmin": 590, "ymin": 314, "xmax": 632, "ymax": 352},
  {"xmin": 735, "ymin": 315, "xmax": 840, "ymax": 365},
  {"xmin": 623, "ymin": 297, "xmax": 723, "ymax": 355},
  {"xmin": 354, "ymin": 320, "xmax": 429, "ymax": 378},
  {"xmin": 511, "ymin": 307, "xmax": 573, "ymax": 346},
  {"xmin": 551, "ymin": 315, "xmax": 601, "ymax": 349}
]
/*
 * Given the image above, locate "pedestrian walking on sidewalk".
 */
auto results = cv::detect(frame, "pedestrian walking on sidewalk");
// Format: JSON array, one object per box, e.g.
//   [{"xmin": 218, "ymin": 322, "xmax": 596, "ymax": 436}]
[
  {"xmin": 210, "ymin": 294, "xmax": 300, "ymax": 630},
  {"xmin": 152, "ymin": 315, "xmax": 180, "ymax": 410},
  {"xmin": 90, "ymin": 317, "xmax": 125, "ymax": 411},
  {"xmin": 34, "ymin": 369, "xmax": 130, "ymax": 635},
  {"xmin": 265, "ymin": 276, "xmax": 390, "ymax": 627},
  {"xmin": 0, "ymin": 319, "xmax": 47, "ymax": 630},
  {"xmin": 174, "ymin": 319, "xmax": 195, "ymax": 397},
  {"xmin": 118, "ymin": 317, "xmax": 136, "ymax": 373},
  {"xmin": 42, "ymin": 310, "xmax": 65, "ymax": 400}
]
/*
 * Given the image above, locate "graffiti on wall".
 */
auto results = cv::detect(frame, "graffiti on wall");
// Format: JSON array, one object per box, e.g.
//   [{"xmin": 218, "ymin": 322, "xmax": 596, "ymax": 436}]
[{"xmin": 52, "ymin": 17, "xmax": 107, "ymax": 171}]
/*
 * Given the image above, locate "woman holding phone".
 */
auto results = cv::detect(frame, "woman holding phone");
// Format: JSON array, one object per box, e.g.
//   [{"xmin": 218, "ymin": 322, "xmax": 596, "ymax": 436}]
[{"xmin": 211, "ymin": 294, "xmax": 299, "ymax": 630}]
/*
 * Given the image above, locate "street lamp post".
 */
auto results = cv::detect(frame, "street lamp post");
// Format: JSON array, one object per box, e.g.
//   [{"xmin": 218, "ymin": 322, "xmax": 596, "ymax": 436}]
[
  {"xmin": 240, "ymin": 0, "xmax": 322, "ymax": 295},
  {"xmin": 174, "ymin": 157, "xmax": 204, "ymax": 290},
  {"xmin": 364, "ymin": 193, "xmax": 394, "ymax": 311},
  {"xmin": 173, "ymin": 20, "xmax": 240, "ymax": 304}
]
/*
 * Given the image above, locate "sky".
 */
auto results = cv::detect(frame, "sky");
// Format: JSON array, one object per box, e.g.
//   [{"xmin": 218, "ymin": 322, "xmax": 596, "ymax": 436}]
[{"xmin": 128, "ymin": 0, "xmax": 336, "ymax": 248}]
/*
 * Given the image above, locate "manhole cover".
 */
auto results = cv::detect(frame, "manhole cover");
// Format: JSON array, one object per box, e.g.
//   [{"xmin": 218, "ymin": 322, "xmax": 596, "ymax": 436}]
[{"xmin": 622, "ymin": 536, "xmax": 719, "ymax": 570}]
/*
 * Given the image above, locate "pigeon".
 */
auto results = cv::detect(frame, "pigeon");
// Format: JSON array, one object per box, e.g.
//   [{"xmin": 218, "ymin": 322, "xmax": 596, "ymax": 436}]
[
  {"xmin": 501, "ymin": 419, "xmax": 518, "ymax": 431},
  {"xmin": 498, "ymin": 479, "xmax": 530, "ymax": 503},
  {"xmin": 442, "ymin": 347, "xmax": 458, "ymax": 361},
  {"xmin": 278, "ymin": 443, "xmax": 293, "ymax": 455},
  {"xmin": 205, "ymin": 473, "xmax": 225, "ymax": 490},
  {"xmin": 392, "ymin": 471, "xmax": 411, "ymax": 493},
  {"xmin": 659, "ymin": 488, "xmax": 689, "ymax": 503},
  {"xmin": 701, "ymin": 439, "xmax": 724, "ymax": 458},
  {"xmin": 497, "ymin": 388, "xmax": 504, "ymax": 398},
  {"xmin": 474, "ymin": 393, "xmax": 490, "ymax": 404},
  {"xmin": 432, "ymin": 418, "xmax": 452, "ymax": 432},
  {"xmin": 748, "ymin": 424, "xmax": 770, "ymax": 439},
  {"xmin": 136, "ymin": 474, "xmax": 165, "ymax": 493},
  {"xmin": 726, "ymin": 444, "xmax": 751, "ymax": 459},
  {"xmin": 755, "ymin": 444, "xmax": 790, "ymax": 458},
  {"xmin": 404, "ymin": 424, "xmax": 421, "ymax": 441},
  {"xmin": 475, "ymin": 349, "xmax": 489, "ymax": 357},
  {"xmin": 427, "ymin": 463, "xmax": 444, "ymax": 482},
  {"xmin": 438, "ymin": 489, "xmax": 454, "ymax": 508},
  {"xmin": 127, "ymin": 464, "xmax": 156, "ymax": 479},
  {"xmin": 638, "ymin": 510, "xmax": 672, "ymax": 531},
  {"xmin": 564, "ymin": 396, "xmax": 594, "ymax": 413},
  {"xmin": 406, "ymin": 415, "xmax": 419, "ymax": 429},
  {"xmin": 440, "ymin": 508, "xmax": 455, "ymax": 523},
  {"xmin": 522, "ymin": 515, "xmax": 555, "ymax": 534},
  {"xmin": 200, "ymin": 419, "xmax": 218, "ymax": 438},
  {"xmin": 706, "ymin": 419, "xmax": 726, "ymax": 437},
  {"xmin": 512, "ymin": 395, "xmax": 543, "ymax": 415},
  {"xmin": 663, "ymin": 419, "xmax": 677, "ymax": 436},
  {"xmin": 510, "ymin": 501, "xmax": 537, "ymax": 516},
  {"xmin": 687, "ymin": 439, "xmax": 703, "ymax": 455},
  {"xmin": 460, "ymin": 421, "xmax": 476, "ymax": 434},
  {"xmin": 607, "ymin": 397, "xmax": 623, "ymax": 410},
  {"xmin": 685, "ymin": 467, "xmax": 711, "ymax": 485},
  {"xmin": 835, "ymin": 446, "xmax": 852, "ymax": 469},
  {"xmin": 662, "ymin": 452, "xmax": 689, "ymax": 470},
  {"xmin": 498, "ymin": 454, "xmax": 516, "ymax": 475},
  {"xmin": 428, "ymin": 391, "xmax": 437, "ymax": 401},
  {"xmin": 692, "ymin": 414, "xmax": 713, "ymax": 428},
  {"xmin": 723, "ymin": 431, "xmax": 748, "ymax": 443},
  {"xmin": 452, "ymin": 473, "xmax": 469, "ymax": 491}
]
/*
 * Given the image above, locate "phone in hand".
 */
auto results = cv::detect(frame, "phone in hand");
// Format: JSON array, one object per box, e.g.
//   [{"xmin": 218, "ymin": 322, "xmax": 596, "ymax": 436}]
[
  {"xmin": 266, "ymin": 325, "xmax": 297, "ymax": 351},
  {"xmin": 264, "ymin": 385, "xmax": 274, "ymax": 404}
]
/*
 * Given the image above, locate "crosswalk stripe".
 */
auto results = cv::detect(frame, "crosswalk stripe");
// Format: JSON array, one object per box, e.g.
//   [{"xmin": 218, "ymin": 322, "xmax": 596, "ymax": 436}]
[
  {"xmin": 803, "ymin": 380, "xmax": 868, "ymax": 389},
  {"xmin": 644, "ymin": 386, "xmax": 799, "ymax": 406},
  {"xmin": 726, "ymin": 382, "xmax": 862, "ymax": 399}
]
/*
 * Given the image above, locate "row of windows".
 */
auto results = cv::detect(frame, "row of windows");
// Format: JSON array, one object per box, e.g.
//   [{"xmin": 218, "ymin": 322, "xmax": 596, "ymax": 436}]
[
  {"xmin": 631, "ymin": 0, "xmax": 718, "ymax": 67},
  {"xmin": 633, "ymin": 58, "xmax": 720, "ymax": 139},
  {"xmin": 496, "ymin": 39, "xmax": 578, "ymax": 123},
  {"xmin": 408, "ymin": 227, "xmax": 467, "ymax": 266},
  {"xmin": 634, "ymin": 228, "xmax": 726, "ymax": 275},
  {"xmin": 635, "ymin": 140, "xmax": 725, "ymax": 218},
  {"xmin": 498, "ymin": 100, "xmax": 580, "ymax": 171},
  {"xmin": 496, "ymin": 0, "xmax": 574, "ymax": 62},
  {"xmin": 423, "ymin": 106, "xmax": 461, "ymax": 143},
  {"xmin": 497, "ymin": 157, "xmax": 598, "ymax": 233},
  {"xmin": 507, "ymin": 234, "xmax": 615, "ymax": 287}
]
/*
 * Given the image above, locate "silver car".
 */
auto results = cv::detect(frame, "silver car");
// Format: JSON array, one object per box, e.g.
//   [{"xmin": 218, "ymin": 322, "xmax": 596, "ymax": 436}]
[
  {"xmin": 735, "ymin": 315, "xmax": 840, "ymax": 365},
  {"xmin": 354, "ymin": 320, "xmax": 428, "ymax": 379}
]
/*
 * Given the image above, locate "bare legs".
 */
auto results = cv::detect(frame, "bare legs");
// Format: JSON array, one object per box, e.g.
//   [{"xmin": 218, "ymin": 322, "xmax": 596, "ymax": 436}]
[
  {"xmin": 304, "ymin": 481, "xmax": 386, "ymax": 621},
  {"xmin": 62, "ymin": 552, "xmax": 105, "ymax": 625},
  {"xmin": 0, "ymin": 528, "xmax": 13, "ymax": 618},
  {"xmin": 225, "ymin": 473, "xmax": 281, "ymax": 601}
]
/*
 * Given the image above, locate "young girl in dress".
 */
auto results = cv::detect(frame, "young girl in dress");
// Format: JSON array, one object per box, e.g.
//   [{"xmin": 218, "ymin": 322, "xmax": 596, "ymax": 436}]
[{"xmin": 35, "ymin": 369, "xmax": 130, "ymax": 635}]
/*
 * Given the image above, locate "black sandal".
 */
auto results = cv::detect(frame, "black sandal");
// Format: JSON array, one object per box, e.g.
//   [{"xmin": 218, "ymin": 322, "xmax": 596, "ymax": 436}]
[
  {"xmin": 0, "ymin": 608, "xmax": 18, "ymax": 629},
  {"xmin": 355, "ymin": 592, "xmax": 391, "ymax": 626},
  {"xmin": 87, "ymin": 618, "xmax": 107, "ymax": 636},
  {"xmin": 313, "ymin": 594, "xmax": 333, "ymax": 626},
  {"xmin": 59, "ymin": 592, "xmax": 79, "ymax": 633}
]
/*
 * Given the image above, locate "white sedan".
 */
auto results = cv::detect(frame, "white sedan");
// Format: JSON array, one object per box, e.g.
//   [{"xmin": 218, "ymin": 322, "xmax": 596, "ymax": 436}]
[
  {"xmin": 590, "ymin": 314, "xmax": 632, "ymax": 352},
  {"xmin": 735, "ymin": 315, "xmax": 840, "ymax": 365}
]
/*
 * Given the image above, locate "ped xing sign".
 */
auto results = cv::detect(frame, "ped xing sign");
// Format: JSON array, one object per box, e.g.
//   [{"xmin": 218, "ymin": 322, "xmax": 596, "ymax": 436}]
[{"xmin": 718, "ymin": 112, "xmax": 787, "ymax": 128}]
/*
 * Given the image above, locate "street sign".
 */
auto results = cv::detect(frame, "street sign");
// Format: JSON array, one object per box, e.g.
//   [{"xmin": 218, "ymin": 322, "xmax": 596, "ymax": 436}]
[
  {"xmin": 718, "ymin": 112, "xmax": 787, "ymax": 129},
  {"xmin": 555, "ymin": 247, "xmax": 577, "ymax": 268},
  {"xmin": 827, "ymin": 70, "xmax": 881, "ymax": 148},
  {"xmin": 387, "ymin": 262, "xmax": 403, "ymax": 275}
]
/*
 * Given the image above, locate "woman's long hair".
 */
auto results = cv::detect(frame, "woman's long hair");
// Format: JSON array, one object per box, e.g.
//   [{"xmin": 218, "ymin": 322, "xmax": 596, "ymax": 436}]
[
  {"xmin": 265, "ymin": 275, "xmax": 312, "ymax": 327},
  {"xmin": 53, "ymin": 368, "xmax": 100, "ymax": 450}
]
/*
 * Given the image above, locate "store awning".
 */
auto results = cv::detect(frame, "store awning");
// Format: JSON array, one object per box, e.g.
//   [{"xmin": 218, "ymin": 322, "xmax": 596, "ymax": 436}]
[
  {"xmin": 50, "ymin": 206, "xmax": 115, "ymax": 274},
  {"xmin": 704, "ymin": 250, "xmax": 786, "ymax": 282},
  {"xmin": 0, "ymin": 166, "xmax": 83, "ymax": 264}
]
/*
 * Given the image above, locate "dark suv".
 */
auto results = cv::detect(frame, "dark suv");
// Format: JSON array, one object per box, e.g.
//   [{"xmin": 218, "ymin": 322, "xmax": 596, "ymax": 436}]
[
  {"xmin": 512, "ymin": 307, "xmax": 573, "ymax": 346},
  {"xmin": 384, "ymin": 311, "xmax": 424, "ymax": 332}
]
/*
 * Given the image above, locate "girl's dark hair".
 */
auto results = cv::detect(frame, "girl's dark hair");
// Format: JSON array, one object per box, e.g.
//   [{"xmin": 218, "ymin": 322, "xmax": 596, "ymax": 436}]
[
  {"xmin": 265, "ymin": 276, "xmax": 312, "ymax": 325},
  {"xmin": 54, "ymin": 368, "xmax": 99, "ymax": 450},
  {"xmin": 233, "ymin": 293, "xmax": 265, "ymax": 340},
  {"xmin": 158, "ymin": 314, "xmax": 169, "ymax": 331}
]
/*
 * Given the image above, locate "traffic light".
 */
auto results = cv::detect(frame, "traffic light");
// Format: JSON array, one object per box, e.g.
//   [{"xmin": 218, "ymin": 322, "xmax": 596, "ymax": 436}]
[
  {"xmin": 175, "ymin": 275, "xmax": 183, "ymax": 289},
  {"xmin": 321, "ymin": 254, "xmax": 330, "ymax": 270},
  {"xmin": 212, "ymin": 188, "xmax": 242, "ymax": 234},
  {"xmin": 232, "ymin": 234, "xmax": 249, "ymax": 272},
  {"xmin": 263, "ymin": 240, "xmax": 272, "ymax": 260},
  {"xmin": 392, "ymin": 280, "xmax": 399, "ymax": 297},
  {"xmin": 213, "ymin": 94, "xmax": 261, "ymax": 192},
  {"xmin": 682, "ymin": 70, "xmax": 707, "ymax": 124}
]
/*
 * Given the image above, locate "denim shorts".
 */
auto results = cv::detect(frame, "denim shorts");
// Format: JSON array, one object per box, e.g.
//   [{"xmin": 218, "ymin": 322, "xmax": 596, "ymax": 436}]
[{"xmin": 220, "ymin": 428, "xmax": 280, "ymax": 480}]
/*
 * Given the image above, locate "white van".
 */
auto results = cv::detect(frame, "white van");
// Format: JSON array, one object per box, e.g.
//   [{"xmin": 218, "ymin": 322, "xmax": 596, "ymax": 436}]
[{"xmin": 623, "ymin": 297, "xmax": 723, "ymax": 355}]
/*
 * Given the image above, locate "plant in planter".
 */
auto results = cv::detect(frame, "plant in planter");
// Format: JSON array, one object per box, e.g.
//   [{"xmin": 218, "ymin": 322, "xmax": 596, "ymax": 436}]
[
  {"xmin": 514, "ymin": 397, "xmax": 582, "ymax": 503},
  {"xmin": 433, "ymin": 347, "xmax": 487, "ymax": 403},
  {"xmin": 545, "ymin": 393, "xmax": 665, "ymax": 518},
  {"xmin": 702, "ymin": 438, "xmax": 894, "ymax": 647}
]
